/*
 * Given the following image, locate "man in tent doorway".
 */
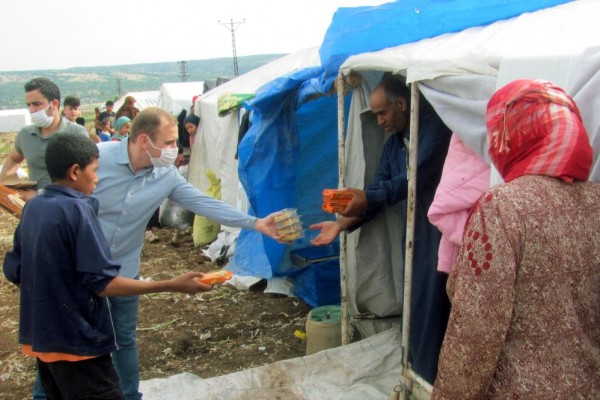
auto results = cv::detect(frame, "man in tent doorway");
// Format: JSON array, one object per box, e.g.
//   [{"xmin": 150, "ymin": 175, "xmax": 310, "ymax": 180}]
[{"xmin": 310, "ymin": 76, "xmax": 452, "ymax": 384}]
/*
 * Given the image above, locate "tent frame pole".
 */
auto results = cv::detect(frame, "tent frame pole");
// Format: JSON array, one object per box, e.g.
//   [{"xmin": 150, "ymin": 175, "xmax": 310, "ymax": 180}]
[
  {"xmin": 398, "ymin": 82, "xmax": 420, "ymax": 399},
  {"xmin": 336, "ymin": 73, "xmax": 351, "ymax": 346}
]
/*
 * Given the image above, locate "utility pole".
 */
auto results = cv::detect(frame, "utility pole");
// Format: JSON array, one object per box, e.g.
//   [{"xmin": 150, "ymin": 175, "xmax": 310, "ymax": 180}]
[
  {"xmin": 218, "ymin": 18, "xmax": 245, "ymax": 76},
  {"xmin": 178, "ymin": 61, "xmax": 189, "ymax": 82},
  {"xmin": 116, "ymin": 78, "xmax": 123, "ymax": 97}
]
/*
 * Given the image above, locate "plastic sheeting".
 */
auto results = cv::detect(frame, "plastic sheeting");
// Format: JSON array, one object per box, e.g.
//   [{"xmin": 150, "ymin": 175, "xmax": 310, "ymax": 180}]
[
  {"xmin": 139, "ymin": 325, "xmax": 403, "ymax": 400},
  {"xmin": 567, "ymin": 46, "xmax": 600, "ymax": 183},
  {"xmin": 231, "ymin": 66, "xmax": 350, "ymax": 306},
  {"xmin": 319, "ymin": 0, "xmax": 572, "ymax": 89},
  {"xmin": 339, "ymin": 0, "xmax": 600, "ymax": 85}
]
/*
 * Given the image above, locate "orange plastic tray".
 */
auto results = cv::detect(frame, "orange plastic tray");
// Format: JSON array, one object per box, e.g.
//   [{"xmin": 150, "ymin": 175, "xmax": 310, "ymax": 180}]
[{"xmin": 198, "ymin": 270, "xmax": 233, "ymax": 285}]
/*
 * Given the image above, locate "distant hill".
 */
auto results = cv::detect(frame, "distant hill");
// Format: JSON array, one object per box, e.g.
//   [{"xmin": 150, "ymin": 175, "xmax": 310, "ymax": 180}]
[{"xmin": 0, "ymin": 54, "xmax": 285, "ymax": 110}]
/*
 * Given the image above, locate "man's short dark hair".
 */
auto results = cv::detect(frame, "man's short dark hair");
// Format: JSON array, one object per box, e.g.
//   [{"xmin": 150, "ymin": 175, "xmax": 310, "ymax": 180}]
[
  {"xmin": 46, "ymin": 133, "xmax": 98, "ymax": 181},
  {"xmin": 106, "ymin": 100, "xmax": 114, "ymax": 106},
  {"xmin": 75, "ymin": 116, "xmax": 86, "ymax": 126},
  {"xmin": 63, "ymin": 95, "xmax": 81, "ymax": 108},
  {"xmin": 24, "ymin": 77, "xmax": 61, "ymax": 103},
  {"xmin": 376, "ymin": 76, "xmax": 411, "ymax": 106}
]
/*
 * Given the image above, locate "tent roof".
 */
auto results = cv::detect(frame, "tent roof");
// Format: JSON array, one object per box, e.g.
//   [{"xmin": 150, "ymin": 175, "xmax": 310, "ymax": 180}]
[
  {"xmin": 318, "ymin": 0, "xmax": 572, "ymax": 88},
  {"xmin": 157, "ymin": 81, "xmax": 205, "ymax": 116},
  {"xmin": 199, "ymin": 47, "xmax": 320, "ymax": 107},
  {"xmin": 338, "ymin": 0, "xmax": 600, "ymax": 83}
]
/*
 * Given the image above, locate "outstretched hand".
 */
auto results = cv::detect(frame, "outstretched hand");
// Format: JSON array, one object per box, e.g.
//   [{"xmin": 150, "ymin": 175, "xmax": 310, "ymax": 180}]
[
  {"xmin": 254, "ymin": 212, "xmax": 283, "ymax": 241},
  {"xmin": 309, "ymin": 220, "xmax": 342, "ymax": 246},
  {"xmin": 170, "ymin": 272, "xmax": 214, "ymax": 294}
]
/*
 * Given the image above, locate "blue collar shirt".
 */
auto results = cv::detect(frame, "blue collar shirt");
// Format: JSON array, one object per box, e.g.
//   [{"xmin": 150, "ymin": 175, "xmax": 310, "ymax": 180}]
[{"xmin": 94, "ymin": 139, "xmax": 257, "ymax": 278}]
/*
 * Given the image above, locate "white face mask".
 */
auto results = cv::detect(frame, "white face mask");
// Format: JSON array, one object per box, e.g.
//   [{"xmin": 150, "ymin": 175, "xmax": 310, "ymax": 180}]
[
  {"xmin": 145, "ymin": 137, "xmax": 178, "ymax": 168},
  {"xmin": 30, "ymin": 103, "xmax": 54, "ymax": 128}
]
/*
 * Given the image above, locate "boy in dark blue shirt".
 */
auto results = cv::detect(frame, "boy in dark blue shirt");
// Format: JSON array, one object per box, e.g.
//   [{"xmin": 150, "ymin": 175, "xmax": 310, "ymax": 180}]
[{"xmin": 3, "ymin": 132, "xmax": 214, "ymax": 399}]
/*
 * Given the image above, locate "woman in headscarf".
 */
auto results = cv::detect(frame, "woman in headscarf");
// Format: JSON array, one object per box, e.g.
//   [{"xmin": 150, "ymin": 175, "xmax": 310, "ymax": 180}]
[
  {"xmin": 112, "ymin": 116, "xmax": 131, "ymax": 141},
  {"xmin": 115, "ymin": 96, "xmax": 140, "ymax": 120},
  {"xmin": 432, "ymin": 79, "xmax": 600, "ymax": 399},
  {"xmin": 183, "ymin": 114, "xmax": 200, "ymax": 149}
]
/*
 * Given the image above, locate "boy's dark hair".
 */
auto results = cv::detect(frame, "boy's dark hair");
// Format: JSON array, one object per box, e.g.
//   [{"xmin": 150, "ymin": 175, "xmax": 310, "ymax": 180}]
[
  {"xmin": 63, "ymin": 95, "xmax": 81, "ymax": 108},
  {"xmin": 46, "ymin": 133, "xmax": 98, "ymax": 181},
  {"xmin": 24, "ymin": 77, "xmax": 61, "ymax": 103},
  {"xmin": 75, "ymin": 116, "xmax": 86, "ymax": 126}
]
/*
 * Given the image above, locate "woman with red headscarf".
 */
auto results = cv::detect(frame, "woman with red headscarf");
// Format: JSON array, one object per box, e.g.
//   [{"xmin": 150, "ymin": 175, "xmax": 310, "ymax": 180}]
[{"xmin": 432, "ymin": 79, "xmax": 600, "ymax": 399}]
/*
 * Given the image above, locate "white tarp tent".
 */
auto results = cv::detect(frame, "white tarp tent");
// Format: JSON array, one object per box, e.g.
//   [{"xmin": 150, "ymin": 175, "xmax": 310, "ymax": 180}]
[
  {"xmin": 113, "ymin": 91, "xmax": 160, "ymax": 112},
  {"xmin": 157, "ymin": 81, "xmax": 204, "ymax": 116},
  {"xmin": 188, "ymin": 47, "xmax": 321, "ymax": 211},
  {"xmin": 337, "ymin": 0, "xmax": 600, "ymax": 324},
  {"xmin": 0, "ymin": 109, "xmax": 31, "ymax": 133}
]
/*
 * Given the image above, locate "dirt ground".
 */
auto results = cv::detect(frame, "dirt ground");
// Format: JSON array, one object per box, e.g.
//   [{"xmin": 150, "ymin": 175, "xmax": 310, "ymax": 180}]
[{"xmin": 0, "ymin": 132, "xmax": 311, "ymax": 399}]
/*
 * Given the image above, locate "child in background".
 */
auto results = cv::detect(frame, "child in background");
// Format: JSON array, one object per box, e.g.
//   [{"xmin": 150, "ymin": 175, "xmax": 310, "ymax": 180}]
[
  {"xmin": 112, "ymin": 116, "xmax": 131, "ymax": 141},
  {"xmin": 99, "ymin": 120, "xmax": 112, "ymax": 142},
  {"xmin": 2, "ymin": 132, "xmax": 213, "ymax": 399}
]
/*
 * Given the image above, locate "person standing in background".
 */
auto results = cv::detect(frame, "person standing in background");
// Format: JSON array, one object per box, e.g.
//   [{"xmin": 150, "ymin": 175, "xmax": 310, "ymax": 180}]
[
  {"xmin": 115, "ymin": 96, "xmax": 140, "ymax": 120},
  {"xmin": 113, "ymin": 116, "xmax": 132, "ymax": 141},
  {"xmin": 0, "ymin": 77, "xmax": 89, "ymax": 199},
  {"xmin": 98, "ymin": 100, "xmax": 116, "ymax": 135},
  {"xmin": 61, "ymin": 95, "xmax": 81, "ymax": 124}
]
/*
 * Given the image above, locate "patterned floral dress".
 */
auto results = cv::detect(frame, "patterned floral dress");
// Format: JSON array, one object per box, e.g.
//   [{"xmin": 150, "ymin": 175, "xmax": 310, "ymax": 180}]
[{"xmin": 432, "ymin": 175, "xmax": 600, "ymax": 399}]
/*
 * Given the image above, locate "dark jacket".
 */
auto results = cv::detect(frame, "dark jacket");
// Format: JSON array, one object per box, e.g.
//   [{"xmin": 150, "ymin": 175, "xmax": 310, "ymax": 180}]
[{"xmin": 3, "ymin": 185, "xmax": 120, "ymax": 355}]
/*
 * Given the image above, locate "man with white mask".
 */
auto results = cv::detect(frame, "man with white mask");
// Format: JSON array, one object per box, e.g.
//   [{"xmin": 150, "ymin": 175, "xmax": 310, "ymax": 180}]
[
  {"xmin": 0, "ymin": 77, "xmax": 89, "ymax": 199},
  {"xmin": 93, "ymin": 106, "xmax": 283, "ymax": 400}
]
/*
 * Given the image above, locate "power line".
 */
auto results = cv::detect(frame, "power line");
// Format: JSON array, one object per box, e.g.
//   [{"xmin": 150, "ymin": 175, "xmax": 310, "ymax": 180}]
[{"xmin": 218, "ymin": 18, "xmax": 245, "ymax": 76}]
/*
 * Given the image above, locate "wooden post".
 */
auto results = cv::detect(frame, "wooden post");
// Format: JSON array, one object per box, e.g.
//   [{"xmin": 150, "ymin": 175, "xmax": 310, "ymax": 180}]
[
  {"xmin": 336, "ymin": 73, "xmax": 351, "ymax": 346},
  {"xmin": 399, "ymin": 82, "xmax": 420, "ymax": 399}
]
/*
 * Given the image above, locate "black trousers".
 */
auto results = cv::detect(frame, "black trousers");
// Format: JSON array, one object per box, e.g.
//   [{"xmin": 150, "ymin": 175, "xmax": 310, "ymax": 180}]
[{"xmin": 37, "ymin": 354, "xmax": 125, "ymax": 400}]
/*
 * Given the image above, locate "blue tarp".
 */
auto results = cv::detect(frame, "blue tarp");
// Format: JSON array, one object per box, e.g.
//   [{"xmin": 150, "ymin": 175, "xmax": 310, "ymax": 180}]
[
  {"xmin": 231, "ymin": 67, "xmax": 348, "ymax": 285},
  {"xmin": 319, "ymin": 0, "xmax": 572, "ymax": 90},
  {"xmin": 229, "ymin": 0, "xmax": 573, "ymax": 305}
]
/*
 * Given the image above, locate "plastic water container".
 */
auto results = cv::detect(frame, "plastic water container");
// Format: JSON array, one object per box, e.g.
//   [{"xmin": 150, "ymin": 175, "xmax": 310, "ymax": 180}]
[{"xmin": 305, "ymin": 305, "xmax": 342, "ymax": 355}]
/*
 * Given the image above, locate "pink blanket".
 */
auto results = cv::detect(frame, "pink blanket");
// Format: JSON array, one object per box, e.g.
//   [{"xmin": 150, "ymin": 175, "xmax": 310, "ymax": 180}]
[{"xmin": 428, "ymin": 134, "xmax": 490, "ymax": 274}]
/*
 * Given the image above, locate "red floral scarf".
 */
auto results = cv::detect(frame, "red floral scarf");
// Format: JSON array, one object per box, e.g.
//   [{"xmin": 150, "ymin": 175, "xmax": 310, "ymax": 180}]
[{"xmin": 486, "ymin": 79, "xmax": 592, "ymax": 183}]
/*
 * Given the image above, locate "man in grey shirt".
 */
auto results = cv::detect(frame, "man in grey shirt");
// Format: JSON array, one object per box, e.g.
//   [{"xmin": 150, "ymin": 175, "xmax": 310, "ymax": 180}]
[{"xmin": 0, "ymin": 77, "xmax": 89, "ymax": 199}]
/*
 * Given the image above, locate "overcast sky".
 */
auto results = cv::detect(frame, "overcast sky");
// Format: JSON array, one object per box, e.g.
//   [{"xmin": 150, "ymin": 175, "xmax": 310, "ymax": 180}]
[{"xmin": 0, "ymin": 0, "xmax": 388, "ymax": 72}]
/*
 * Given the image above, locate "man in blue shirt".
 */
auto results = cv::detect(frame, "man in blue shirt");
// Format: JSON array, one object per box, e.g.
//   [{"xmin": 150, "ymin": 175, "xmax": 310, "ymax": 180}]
[
  {"xmin": 94, "ymin": 106, "xmax": 281, "ymax": 399},
  {"xmin": 310, "ymin": 77, "xmax": 452, "ymax": 384}
]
